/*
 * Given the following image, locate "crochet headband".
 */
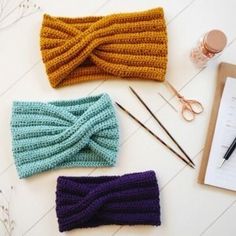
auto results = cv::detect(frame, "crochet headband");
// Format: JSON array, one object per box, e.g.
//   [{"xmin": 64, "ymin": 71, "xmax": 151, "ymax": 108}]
[
  {"xmin": 11, "ymin": 93, "xmax": 119, "ymax": 178},
  {"xmin": 56, "ymin": 170, "xmax": 161, "ymax": 232},
  {"xmin": 40, "ymin": 7, "xmax": 167, "ymax": 88}
]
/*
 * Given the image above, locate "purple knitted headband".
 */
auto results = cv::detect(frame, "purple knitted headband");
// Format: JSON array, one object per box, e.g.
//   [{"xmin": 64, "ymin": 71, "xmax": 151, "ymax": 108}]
[{"xmin": 56, "ymin": 170, "xmax": 161, "ymax": 232}]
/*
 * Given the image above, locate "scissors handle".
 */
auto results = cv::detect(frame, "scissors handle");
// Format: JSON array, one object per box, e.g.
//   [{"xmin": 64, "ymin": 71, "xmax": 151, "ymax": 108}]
[
  {"xmin": 181, "ymin": 103, "xmax": 195, "ymax": 122},
  {"xmin": 185, "ymin": 99, "xmax": 204, "ymax": 114},
  {"xmin": 181, "ymin": 99, "xmax": 204, "ymax": 122}
]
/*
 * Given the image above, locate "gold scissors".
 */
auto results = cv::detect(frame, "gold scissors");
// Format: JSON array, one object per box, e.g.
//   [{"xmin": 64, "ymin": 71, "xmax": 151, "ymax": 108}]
[{"xmin": 165, "ymin": 81, "xmax": 204, "ymax": 122}]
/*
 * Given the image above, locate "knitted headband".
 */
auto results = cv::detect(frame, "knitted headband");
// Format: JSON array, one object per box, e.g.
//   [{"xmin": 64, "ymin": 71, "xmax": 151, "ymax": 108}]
[
  {"xmin": 56, "ymin": 170, "xmax": 160, "ymax": 232},
  {"xmin": 11, "ymin": 94, "xmax": 119, "ymax": 178},
  {"xmin": 40, "ymin": 7, "xmax": 167, "ymax": 88}
]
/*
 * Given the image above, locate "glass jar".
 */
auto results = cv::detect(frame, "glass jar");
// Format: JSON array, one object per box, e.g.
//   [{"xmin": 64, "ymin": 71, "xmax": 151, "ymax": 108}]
[{"xmin": 190, "ymin": 30, "xmax": 227, "ymax": 68}]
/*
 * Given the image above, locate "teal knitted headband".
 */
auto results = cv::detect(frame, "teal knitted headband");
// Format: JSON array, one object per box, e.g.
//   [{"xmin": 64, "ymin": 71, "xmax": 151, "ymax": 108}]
[{"xmin": 11, "ymin": 93, "xmax": 119, "ymax": 178}]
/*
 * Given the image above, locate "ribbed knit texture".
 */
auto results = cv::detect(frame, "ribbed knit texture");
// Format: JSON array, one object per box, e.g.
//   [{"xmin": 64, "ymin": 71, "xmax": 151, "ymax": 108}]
[
  {"xmin": 40, "ymin": 7, "xmax": 167, "ymax": 88},
  {"xmin": 56, "ymin": 170, "xmax": 161, "ymax": 232},
  {"xmin": 11, "ymin": 94, "xmax": 119, "ymax": 178}
]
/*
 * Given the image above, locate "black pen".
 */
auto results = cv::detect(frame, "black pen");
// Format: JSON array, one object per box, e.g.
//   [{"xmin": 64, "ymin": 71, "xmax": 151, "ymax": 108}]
[{"xmin": 220, "ymin": 137, "xmax": 236, "ymax": 168}]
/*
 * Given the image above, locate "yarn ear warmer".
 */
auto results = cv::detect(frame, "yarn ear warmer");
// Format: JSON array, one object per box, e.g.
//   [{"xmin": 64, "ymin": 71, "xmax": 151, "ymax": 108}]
[
  {"xmin": 56, "ymin": 171, "xmax": 161, "ymax": 232},
  {"xmin": 40, "ymin": 7, "xmax": 167, "ymax": 88},
  {"xmin": 11, "ymin": 94, "xmax": 119, "ymax": 178}
]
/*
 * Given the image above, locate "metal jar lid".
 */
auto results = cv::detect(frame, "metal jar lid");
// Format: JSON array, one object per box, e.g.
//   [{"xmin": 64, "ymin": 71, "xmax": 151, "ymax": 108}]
[{"xmin": 203, "ymin": 30, "xmax": 227, "ymax": 53}]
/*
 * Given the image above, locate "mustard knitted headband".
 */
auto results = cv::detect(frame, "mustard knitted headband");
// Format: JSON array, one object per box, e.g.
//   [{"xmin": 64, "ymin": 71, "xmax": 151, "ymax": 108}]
[{"xmin": 40, "ymin": 7, "xmax": 167, "ymax": 88}]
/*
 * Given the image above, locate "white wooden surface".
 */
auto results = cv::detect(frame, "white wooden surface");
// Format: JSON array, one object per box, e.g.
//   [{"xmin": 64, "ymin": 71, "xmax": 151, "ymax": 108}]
[{"xmin": 0, "ymin": 0, "xmax": 236, "ymax": 235}]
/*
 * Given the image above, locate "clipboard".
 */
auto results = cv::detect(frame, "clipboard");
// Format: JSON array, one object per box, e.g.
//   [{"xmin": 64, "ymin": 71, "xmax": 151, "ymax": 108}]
[{"xmin": 198, "ymin": 62, "xmax": 236, "ymax": 185}]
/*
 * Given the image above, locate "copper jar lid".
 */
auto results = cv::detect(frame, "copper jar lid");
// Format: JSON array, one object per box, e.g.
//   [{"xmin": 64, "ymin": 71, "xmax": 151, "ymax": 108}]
[{"xmin": 203, "ymin": 30, "xmax": 227, "ymax": 53}]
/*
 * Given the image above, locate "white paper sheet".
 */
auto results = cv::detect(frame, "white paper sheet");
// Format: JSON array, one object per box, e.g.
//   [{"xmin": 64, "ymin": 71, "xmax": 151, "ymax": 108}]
[{"xmin": 205, "ymin": 77, "xmax": 236, "ymax": 191}]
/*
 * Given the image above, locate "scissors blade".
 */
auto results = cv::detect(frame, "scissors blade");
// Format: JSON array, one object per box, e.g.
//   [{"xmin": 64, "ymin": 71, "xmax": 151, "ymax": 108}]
[{"xmin": 165, "ymin": 81, "xmax": 179, "ymax": 96}]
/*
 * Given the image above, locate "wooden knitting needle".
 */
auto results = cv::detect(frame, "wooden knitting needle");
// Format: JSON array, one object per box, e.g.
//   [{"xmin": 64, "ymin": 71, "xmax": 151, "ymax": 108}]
[
  {"xmin": 116, "ymin": 102, "xmax": 194, "ymax": 169},
  {"xmin": 129, "ymin": 86, "xmax": 195, "ymax": 166}
]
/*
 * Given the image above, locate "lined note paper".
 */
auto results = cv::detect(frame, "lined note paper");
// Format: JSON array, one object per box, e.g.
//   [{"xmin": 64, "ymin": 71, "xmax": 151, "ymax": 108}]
[{"xmin": 205, "ymin": 77, "xmax": 236, "ymax": 191}]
